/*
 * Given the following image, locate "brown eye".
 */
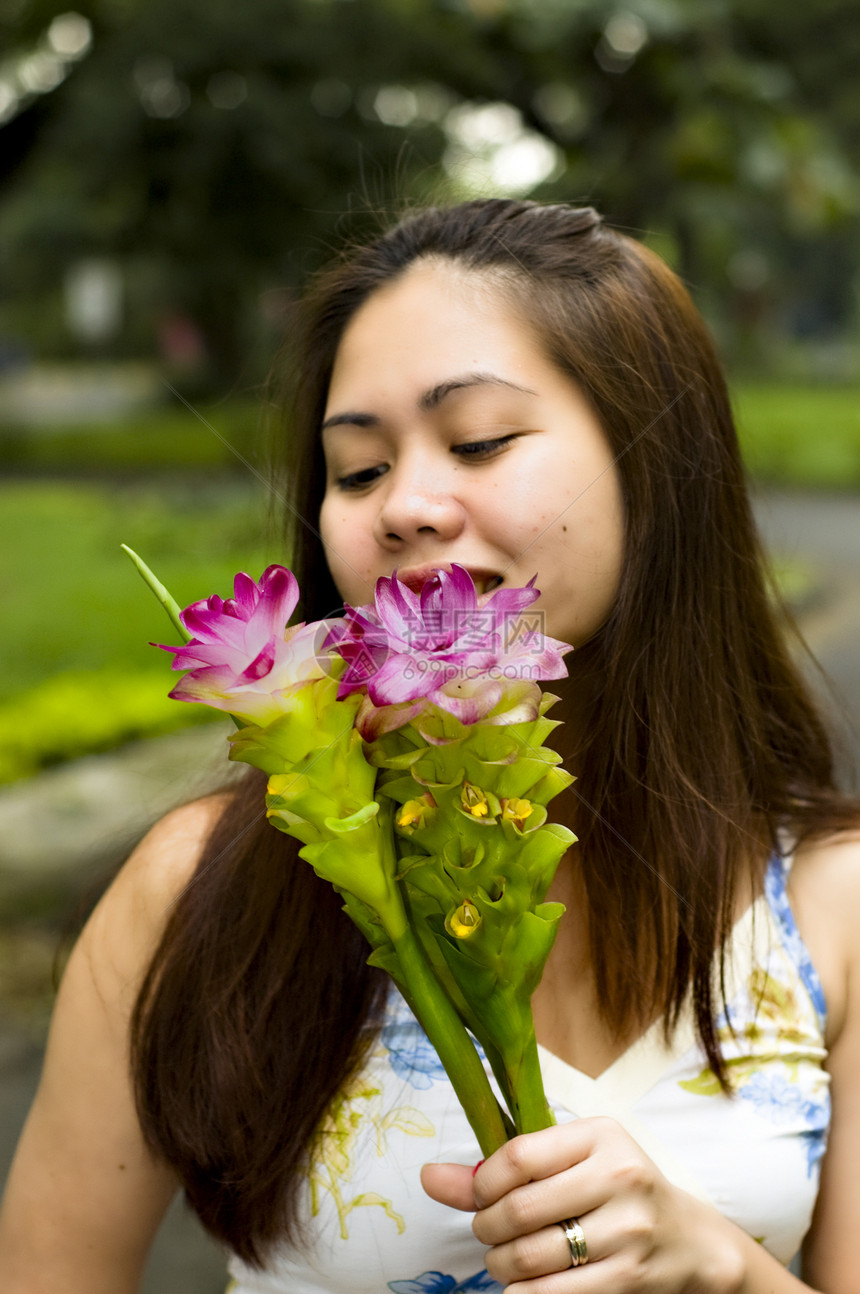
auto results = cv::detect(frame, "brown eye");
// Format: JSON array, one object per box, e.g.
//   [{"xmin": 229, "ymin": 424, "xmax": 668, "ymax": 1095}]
[
  {"xmin": 335, "ymin": 464, "xmax": 389, "ymax": 491},
  {"xmin": 453, "ymin": 434, "xmax": 518, "ymax": 459}
]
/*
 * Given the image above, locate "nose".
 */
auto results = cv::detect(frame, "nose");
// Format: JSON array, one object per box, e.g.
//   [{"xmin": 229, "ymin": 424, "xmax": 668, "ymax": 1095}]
[{"xmin": 373, "ymin": 455, "xmax": 466, "ymax": 550}]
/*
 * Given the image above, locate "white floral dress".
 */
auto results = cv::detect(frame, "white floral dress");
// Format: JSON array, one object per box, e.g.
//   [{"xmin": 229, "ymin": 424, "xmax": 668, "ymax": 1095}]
[{"xmin": 226, "ymin": 851, "xmax": 828, "ymax": 1292}]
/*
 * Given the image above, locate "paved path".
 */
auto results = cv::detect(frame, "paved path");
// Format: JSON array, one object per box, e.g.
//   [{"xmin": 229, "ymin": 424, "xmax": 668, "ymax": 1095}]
[
  {"xmin": 753, "ymin": 488, "xmax": 860, "ymax": 788},
  {"xmin": 0, "ymin": 488, "xmax": 856, "ymax": 1289}
]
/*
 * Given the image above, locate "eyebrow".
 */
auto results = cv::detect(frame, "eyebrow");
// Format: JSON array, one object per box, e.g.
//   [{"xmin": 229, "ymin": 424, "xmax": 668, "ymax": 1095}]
[{"xmin": 320, "ymin": 372, "xmax": 537, "ymax": 432}]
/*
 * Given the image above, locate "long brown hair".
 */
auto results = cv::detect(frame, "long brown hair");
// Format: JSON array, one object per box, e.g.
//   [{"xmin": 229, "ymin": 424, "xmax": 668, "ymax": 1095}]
[{"xmin": 132, "ymin": 199, "xmax": 857, "ymax": 1265}]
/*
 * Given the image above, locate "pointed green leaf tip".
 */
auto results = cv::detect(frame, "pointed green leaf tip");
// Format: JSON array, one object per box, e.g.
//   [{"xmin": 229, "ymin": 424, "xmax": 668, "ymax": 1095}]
[{"xmin": 121, "ymin": 544, "xmax": 190, "ymax": 642}]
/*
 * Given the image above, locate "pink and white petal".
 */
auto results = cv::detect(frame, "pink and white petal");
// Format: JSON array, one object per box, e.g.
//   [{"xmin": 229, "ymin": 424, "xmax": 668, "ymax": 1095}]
[
  {"xmin": 239, "ymin": 640, "xmax": 277, "ymax": 684},
  {"xmin": 220, "ymin": 598, "xmax": 248, "ymax": 619},
  {"xmin": 181, "ymin": 606, "xmax": 249, "ymax": 647},
  {"xmin": 168, "ymin": 667, "xmax": 239, "ymax": 707},
  {"xmin": 482, "ymin": 679, "xmax": 544, "ymax": 724},
  {"xmin": 484, "ymin": 580, "xmax": 540, "ymax": 621},
  {"xmin": 499, "ymin": 636, "xmax": 571, "ymax": 680},
  {"xmin": 259, "ymin": 564, "xmax": 300, "ymax": 625},
  {"xmin": 167, "ymin": 641, "xmax": 248, "ymax": 672},
  {"xmin": 340, "ymin": 604, "xmax": 383, "ymax": 636},
  {"xmin": 445, "ymin": 564, "xmax": 480, "ymax": 610},
  {"xmin": 367, "ymin": 652, "xmax": 437, "ymax": 705},
  {"xmin": 336, "ymin": 639, "xmax": 390, "ymax": 686},
  {"xmin": 244, "ymin": 568, "xmax": 299, "ymax": 642},
  {"xmin": 374, "ymin": 575, "xmax": 422, "ymax": 644},
  {"xmin": 355, "ymin": 695, "xmax": 426, "ymax": 740},
  {"xmin": 231, "ymin": 570, "xmax": 263, "ymax": 611},
  {"xmin": 187, "ymin": 593, "xmax": 225, "ymax": 617},
  {"xmin": 431, "ymin": 676, "xmax": 504, "ymax": 724},
  {"xmin": 318, "ymin": 616, "xmax": 351, "ymax": 651},
  {"xmin": 276, "ymin": 624, "xmax": 329, "ymax": 683},
  {"xmin": 442, "ymin": 647, "xmax": 498, "ymax": 674},
  {"xmin": 449, "ymin": 617, "xmax": 503, "ymax": 653}
]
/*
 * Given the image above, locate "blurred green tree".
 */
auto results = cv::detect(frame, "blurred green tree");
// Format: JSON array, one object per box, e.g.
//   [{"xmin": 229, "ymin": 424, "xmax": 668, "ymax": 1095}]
[{"xmin": 1, "ymin": 0, "xmax": 857, "ymax": 383}]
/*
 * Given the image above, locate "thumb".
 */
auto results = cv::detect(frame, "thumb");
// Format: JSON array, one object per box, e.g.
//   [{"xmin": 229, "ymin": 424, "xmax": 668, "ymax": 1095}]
[{"xmin": 420, "ymin": 1161, "xmax": 479, "ymax": 1212}]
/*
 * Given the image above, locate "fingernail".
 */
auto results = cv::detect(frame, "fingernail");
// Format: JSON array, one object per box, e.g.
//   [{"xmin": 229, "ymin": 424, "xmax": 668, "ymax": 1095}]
[{"xmin": 472, "ymin": 1159, "xmax": 484, "ymax": 1177}]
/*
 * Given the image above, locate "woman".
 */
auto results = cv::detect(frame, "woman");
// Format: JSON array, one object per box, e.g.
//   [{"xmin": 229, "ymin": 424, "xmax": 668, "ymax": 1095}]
[{"xmin": 1, "ymin": 199, "xmax": 858, "ymax": 1293}]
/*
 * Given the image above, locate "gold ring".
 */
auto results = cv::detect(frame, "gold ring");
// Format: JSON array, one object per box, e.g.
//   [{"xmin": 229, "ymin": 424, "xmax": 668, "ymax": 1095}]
[{"xmin": 558, "ymin": 1216, "xmax": 588, "ymax": 1268}]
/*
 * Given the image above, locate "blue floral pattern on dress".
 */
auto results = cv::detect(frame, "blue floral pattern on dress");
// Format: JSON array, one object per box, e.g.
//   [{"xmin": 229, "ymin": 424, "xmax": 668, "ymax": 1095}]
[
  {"xmin": 388, "ymin": 1270, "xmax": 503, "ymax": 1293},
  {"xmin": 735, "ymin": 1070, "xmax": 829, "ymax": 1176},
  {"xmin": 765, "ymin": 854, "xmax": 827, "ymax": 1029},
  {"xmin": 381, "ymin": 1019, "xmax": 448, "ymax": 1089},
  {"xmin": 679, "ymin": 846, "xmax": 831, "ymax": 1223}
]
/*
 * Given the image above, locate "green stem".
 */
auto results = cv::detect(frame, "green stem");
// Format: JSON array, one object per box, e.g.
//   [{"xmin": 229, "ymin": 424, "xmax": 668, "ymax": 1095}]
[
  {"xmin": 504, "ymin": 1025, "xmax": 556, "ymax": 1135},
  {"xmin": 390, "ymin": 922, "xmax": 509, "ymax": 1157}
]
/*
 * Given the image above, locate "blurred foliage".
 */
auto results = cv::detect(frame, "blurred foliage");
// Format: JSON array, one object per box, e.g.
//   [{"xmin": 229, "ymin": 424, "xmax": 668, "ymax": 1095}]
[
  {"xmin": 0, "ymin": 669, "xmax": 220, "ymax": 784},
  {"xmin": 734, "ymin": 383, "xmax": 860, "ymax": 485},
  {"xmin": 0, "ymin": 473, "xmax": 276, "ymax": 780},
  {"xmin": 768, "ymin": 556, "xmax": 817, "ymax": 612},
  {"xmin": 1, "ymin": 0, "xmax": 858, "ymax": 386},
  {"xmin": 0, "ymin": 476, "xmax": 274, "ymax": 699},
  {"xmin": 0, "ymin": 397, "xmax": 263, "ymax": 470}
]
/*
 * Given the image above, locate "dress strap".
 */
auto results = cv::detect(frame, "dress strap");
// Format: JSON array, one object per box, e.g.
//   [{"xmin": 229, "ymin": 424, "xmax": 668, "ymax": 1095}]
[{"xmin": 764, "ymin": 852, "xmax": 827, "ymax": 1032}]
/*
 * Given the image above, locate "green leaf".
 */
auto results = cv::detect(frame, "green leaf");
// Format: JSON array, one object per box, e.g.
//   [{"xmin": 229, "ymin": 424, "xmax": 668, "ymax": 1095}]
[{"xmin": 121, "ymin": 544, "xmax": 189, "ymax": 642}]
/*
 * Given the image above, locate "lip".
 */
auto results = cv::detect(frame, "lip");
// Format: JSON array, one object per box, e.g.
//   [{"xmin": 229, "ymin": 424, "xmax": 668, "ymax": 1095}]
[{"xmin": 393, "ymin": 563, "xmax": 504, "ymax": 599}]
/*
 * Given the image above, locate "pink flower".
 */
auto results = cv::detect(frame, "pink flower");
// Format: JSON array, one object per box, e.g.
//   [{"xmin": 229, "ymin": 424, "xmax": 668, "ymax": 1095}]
[
  {"xmin": 160, "ymin": 565, "xmax": 334, "ymax": 724},
  {"xmin": 326, "ymin": 565, "xmax": 571, "ymax": 737}
]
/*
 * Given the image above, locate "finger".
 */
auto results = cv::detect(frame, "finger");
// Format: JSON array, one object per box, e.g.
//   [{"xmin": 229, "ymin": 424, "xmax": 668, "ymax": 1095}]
[
  {"xmin": 483, "ymin": 1215, "xmax": 602, "ymax": 1287},
  {"xmin": 473, "ymin": 1118, "xmax": 613, "ymax": 1209},
  {"xmin": 473, "ymin": 1160, "xmax": 608, "ymax": 1248},
  {"xmin": 420, "ymin": 1162, "xmax": 477, "ymax": 1213},
  {"xmin": 487, "ymin": 1260, "xmax": 615, "ymax": 1294}
]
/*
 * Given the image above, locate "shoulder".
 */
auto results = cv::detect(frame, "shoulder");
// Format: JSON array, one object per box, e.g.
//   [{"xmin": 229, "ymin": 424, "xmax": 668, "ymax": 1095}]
[
  {"xmin": 793, "ymin": 828, "xmax": 860, "ymax": 1286},
  {"xmin": 788, "ymin": 826, "xmax": 860, "ymax": 1046},
  {"xmin": 79, "ymin": 795, "xmax": 229, "ymax": 992},
  {"xmin": 119, "ymin": 794, "xmax": 227, "ymax": 904}
]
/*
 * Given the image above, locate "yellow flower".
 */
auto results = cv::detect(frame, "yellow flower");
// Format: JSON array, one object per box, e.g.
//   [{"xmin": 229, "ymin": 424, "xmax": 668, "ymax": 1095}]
[
  {"xmin": 501, "ymin": 797, "xmax": 533, "ymax": 827},
  {"xmin": 396, "ymin": 793, "xmax": 436, "ymax": 832},
  {"xmin": 446, "ymin": 899, "xmax": 481, "ymax": 939},
  {"xmin": 461, "ymin": 781, "xmax": 491, "ymax": 818}
]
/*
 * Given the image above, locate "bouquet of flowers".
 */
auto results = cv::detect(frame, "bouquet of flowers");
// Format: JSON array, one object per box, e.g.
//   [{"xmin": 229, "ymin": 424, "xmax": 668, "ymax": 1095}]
[{"xmin": 125, "ymin": 548, "xmax": 576, "ymax": 1157}]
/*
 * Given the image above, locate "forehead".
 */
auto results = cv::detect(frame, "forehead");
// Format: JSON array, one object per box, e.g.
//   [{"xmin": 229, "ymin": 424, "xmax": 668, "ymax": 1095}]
[{"xmin": 325, "ymin": 260, "xmax": 547, "ymax": 412}]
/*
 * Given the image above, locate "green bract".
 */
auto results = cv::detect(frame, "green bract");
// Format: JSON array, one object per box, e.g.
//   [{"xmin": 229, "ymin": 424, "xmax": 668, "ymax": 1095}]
[
  {"xmin": 227, "ymin": 674, "xmax": 511, "ymax": 1155},
  {"xmin": 368, "ymin": 692, "xmax": 575, "ymax": 1134}
]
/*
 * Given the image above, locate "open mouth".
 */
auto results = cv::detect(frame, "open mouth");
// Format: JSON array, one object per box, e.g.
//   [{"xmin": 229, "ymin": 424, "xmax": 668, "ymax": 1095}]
[{"xmin": 397, "ymin": 567, "xmax": 504, "ymax": 597}]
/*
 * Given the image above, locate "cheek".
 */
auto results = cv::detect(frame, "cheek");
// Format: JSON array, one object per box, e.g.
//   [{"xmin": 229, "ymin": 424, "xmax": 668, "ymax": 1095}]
[
  {"xmin": 541, "ymin": 486, "xmax": 624, "ymax": 643},
  {"xmin": 319, "ymin": 499, "xmax": 373, "ymax": 604},
  {"xmin": 319, "ymin": 497, "xmax": 349, "ymax": 591},
  {"xmin": 318, "ymin": 493, "xmax": 338, "ymax": 550}
]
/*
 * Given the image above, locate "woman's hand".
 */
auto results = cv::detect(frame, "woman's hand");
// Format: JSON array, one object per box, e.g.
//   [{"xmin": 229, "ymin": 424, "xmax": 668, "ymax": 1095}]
[{"xmin": 421, "ymin": 1117, "xmax": 745, "ymax": 1292}]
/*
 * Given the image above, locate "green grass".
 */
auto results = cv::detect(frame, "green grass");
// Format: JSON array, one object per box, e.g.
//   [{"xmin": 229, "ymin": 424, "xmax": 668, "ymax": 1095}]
[
  {"xmin": 0, "ymin": 477, "xmax": 279, "ymax": 698},
  {"xmin": 732, "ymin": 383, "xmax": 860, "ymax": 487},
  {"xmin": 0, "ymin": 669, "xmax": 222, "ymax": 783},
  {"xmin": 0, "ymin": 399, "xmax": 268, "ymax": 473},
  {"xmin": 0, "ymin": 476, "xmax": 283, "ymax": 780}
]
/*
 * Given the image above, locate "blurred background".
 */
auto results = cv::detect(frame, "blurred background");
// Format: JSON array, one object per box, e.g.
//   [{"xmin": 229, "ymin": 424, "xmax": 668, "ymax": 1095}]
[{"xmin": 1, "ymin": 1, "xmax": 859, "ymax": 1288}]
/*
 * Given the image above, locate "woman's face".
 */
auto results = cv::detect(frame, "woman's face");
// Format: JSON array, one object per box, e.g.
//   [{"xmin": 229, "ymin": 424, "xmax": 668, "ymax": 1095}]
[{"xmin": 319, "ymin": 260, "xmax": 624, "ymax": 646}]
